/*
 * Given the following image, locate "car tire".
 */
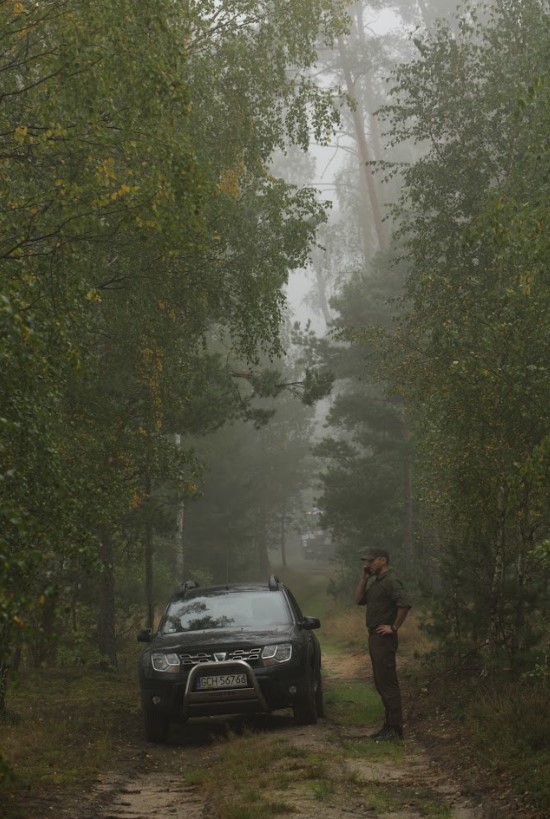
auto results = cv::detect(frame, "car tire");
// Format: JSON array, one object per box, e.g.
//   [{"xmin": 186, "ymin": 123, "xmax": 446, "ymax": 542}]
[
  {"xmin": 144, "ymin": 709, "xmax": 170, "ymax": 743},
  {"xmin": 293, "ymin": 670, "xmax": 318, "ymax": 726}
]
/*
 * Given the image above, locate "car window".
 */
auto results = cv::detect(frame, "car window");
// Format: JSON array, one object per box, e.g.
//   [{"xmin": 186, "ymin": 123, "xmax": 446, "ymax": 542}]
[
  {"xmin": 284, "ymin": 588, "xmax": 304, "ymax": 621},
  {"xmin": 161, "ymin": 590, "xmax": 291, "ymax": 634}
]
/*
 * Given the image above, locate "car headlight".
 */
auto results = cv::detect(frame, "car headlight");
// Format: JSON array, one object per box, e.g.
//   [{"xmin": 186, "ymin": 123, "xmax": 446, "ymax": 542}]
[
  {"xmin": 261, "ymin": 643, "xmax": 293, "ymax": 665},
  {"xmin": 151, "ymin": 652, "xmax": 180, "ymax": 673}
]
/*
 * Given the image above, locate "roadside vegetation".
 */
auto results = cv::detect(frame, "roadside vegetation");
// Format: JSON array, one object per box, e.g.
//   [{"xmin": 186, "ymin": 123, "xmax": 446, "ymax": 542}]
[
  {"xmin": 1, "ymin": 573, "xmax": 549, "ymax": 817},
  {"xmin": 1, "ymin": 1, "xmax": 549, "ymax": 816}
]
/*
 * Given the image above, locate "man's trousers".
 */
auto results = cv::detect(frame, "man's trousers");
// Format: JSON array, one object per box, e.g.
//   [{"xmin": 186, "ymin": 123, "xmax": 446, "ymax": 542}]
[{"xmin": 368, "ymin": 631, "xmax": 403, "ymax": 730}]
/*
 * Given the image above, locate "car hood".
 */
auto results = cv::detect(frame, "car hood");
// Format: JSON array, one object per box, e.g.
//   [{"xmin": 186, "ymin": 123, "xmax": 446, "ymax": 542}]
[{"xmin": 148, "ymin": 624, "xmax": 295, "ymax": 651}]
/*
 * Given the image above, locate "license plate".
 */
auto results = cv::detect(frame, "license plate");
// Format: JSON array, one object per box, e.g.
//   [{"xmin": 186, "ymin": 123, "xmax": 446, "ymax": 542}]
[{"xmin": 197, "ymin": 673, "xmax": 248, "ymax": 690}]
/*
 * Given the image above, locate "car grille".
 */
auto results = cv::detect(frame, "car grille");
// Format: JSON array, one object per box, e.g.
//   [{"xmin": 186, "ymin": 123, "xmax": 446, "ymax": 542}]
[{"xmin": 179, "ymin": 647, "xmax": 262, "ymax": 666}]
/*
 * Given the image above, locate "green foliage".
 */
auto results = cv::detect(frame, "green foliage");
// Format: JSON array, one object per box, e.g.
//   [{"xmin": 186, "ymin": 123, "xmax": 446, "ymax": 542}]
[
  {"xmin": 426, "ymin": 675, "xmax": 550, "ymax": 814},
  {"xmin": 0, "ymin": 0, "xmax": 347, "ymax": 684},
  {"xmin": 0, "ymin": 666, "xmax": 139, "ymax": 808},
  {"xmin": 311, "ymin": 252, "xmax": 411, "ymax": 575},
  {"xmin": 324, "ymin": 680, "xmax": 383, "ymax": 728},
  {"xmin": 380, "ymin": 0, "xmax": 550, "ymax": 668},
  {"xmin": 301, "ymin": 367, "xmax": 335, "ymax": 406},
  {"xmin": 0, "ymin": 0, "xmax": 206, "ymax": 669}
]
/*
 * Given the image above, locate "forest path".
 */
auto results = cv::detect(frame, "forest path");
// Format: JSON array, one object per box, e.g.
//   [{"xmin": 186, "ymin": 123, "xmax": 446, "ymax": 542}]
[{"xmin": 63, "ymin": 651, "xmax": 482, "ymax": 819}]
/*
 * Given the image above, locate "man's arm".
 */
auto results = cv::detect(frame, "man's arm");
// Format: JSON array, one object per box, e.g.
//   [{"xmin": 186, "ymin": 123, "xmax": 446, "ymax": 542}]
[
  {"xmin": 375, "ymin": 606, "xmax": 410, "ymax": 635},
  {"xmin": 354, "ymin": 566, "xmax": 370, "ymax": 605},
  {"xmin": 393, "ymin": 606, "xmax": 410, "ymax": 631}
]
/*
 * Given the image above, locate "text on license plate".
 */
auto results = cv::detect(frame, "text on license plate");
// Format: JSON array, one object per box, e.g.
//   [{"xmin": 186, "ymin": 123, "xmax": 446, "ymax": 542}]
[{"xmin": 197, "ymin": 673, "xmax": 248, "ymax": 690}]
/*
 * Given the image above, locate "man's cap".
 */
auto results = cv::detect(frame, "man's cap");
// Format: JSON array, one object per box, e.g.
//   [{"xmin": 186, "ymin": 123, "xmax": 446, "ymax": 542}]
[{"xmin": 361, "ymin": 548, "xmax": 390, "ymax": 561}]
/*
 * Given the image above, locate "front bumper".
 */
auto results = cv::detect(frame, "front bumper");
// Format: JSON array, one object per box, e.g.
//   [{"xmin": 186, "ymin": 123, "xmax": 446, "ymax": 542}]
[{"xmin": 140, "ymin": 658, "xmax": 308, "ymax": 721}]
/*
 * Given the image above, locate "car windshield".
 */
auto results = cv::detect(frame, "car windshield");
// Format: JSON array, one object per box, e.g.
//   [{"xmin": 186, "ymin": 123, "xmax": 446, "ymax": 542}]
[{"xmin": 161, "ymin": 590, "xmax": 291, "ymax": 634}]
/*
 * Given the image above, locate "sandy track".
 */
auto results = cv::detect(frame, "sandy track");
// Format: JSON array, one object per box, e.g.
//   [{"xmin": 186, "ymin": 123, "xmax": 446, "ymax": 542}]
[{"xmin": 70, "ymin": 651, "xmax": 482, "ymax": 819}]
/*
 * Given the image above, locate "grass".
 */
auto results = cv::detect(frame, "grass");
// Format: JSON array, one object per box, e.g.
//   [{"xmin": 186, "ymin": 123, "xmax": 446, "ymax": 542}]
[
  {"xmin": 286, "ymin": 571, "xmax": 550, "ymax": 814},
  {"xmin": 463, "ymin": 678, "xmax": 550, "ymax": 810},
  {"xmin": 405, "ymin": 651, "xmax": 550, "ymax": 815},
  {"xmin": 310, "ymin": 779, "xmax": 335, "ymax": 800},
  {"xmin": 277, "ymin": 568, "xmax": 367, "ymax": 654},
  {"xmin": 218, "ymin": 802, "xmax": 294, "ymax": 819},
  {"xmin": 195, "ymin": 731, "xmax": 337, "ymax": 818},
  {"xmin": 363, "ymin": 782, "xmax": 453, "ymax": 817},
  {"xmin": 324, "ymin": 679, "xmax": 383, "ymax": 728},
  {"xmin": 183, "ymin": 768, "xmax": 209, "ymax": 787},
  {"xmin": 2, "ymin": 571, "xmax": 549, "ymax": 817},
  {"xmin": 1, "ymin": 666, "xmax": 138, "ymax": 784},
  {"xmin": 0, "ymin": 663, "xmax": 144, "ymax": 818}
]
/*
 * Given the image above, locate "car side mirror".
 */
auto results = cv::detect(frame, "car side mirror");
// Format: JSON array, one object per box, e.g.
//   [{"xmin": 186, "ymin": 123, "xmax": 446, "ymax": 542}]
[
  {"xmin": 301, "ymin": 616, "xmax": 321, "ymax": 630},
  {"xmin": 137, "ymin": 628, "xmax": 152, "ymax": 643}
]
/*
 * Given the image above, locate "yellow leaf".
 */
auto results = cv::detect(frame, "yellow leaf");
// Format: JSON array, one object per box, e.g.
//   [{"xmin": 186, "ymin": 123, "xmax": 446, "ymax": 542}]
[
  {"xmin": 14, "ymin": 125, "xmax": 28, "ymax": 144},
  {"xmin": 85, "ymin": 290, "xmax": 102, "ymax": 303}
]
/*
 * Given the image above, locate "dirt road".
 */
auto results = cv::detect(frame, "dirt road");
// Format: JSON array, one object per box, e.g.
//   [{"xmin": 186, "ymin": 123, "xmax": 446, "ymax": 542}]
[
  {"xmin": 49, "ymin": 652, "xmax": 493, "ymax": 819},
  {"xmin": 77, "ymin": 725, "xmax": 480, "ymax": 819}
]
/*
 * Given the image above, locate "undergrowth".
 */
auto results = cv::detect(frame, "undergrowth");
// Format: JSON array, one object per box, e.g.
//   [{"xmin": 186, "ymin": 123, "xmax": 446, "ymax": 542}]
[
  {"xmin": 0, "ymin": 643, "xmax": 143, "ymax": 818},
  {"xmin": 1, "ymin": 569, "xmax": 549, "ymax": 816},
  {"xmin": 464, "ymin": 678, "xmax": 550, "ymax": 810},
  {"xmin": 407, "ymin": 654, "xmax": 550, "ymax": 815}
]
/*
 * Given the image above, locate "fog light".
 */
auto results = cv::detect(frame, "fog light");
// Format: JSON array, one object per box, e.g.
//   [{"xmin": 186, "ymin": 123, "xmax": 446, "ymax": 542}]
[
  {"xmin": 152, "ymin": 696, "xmax": 162, "ymax": 705},
  {"xmin": 289, "ymin": 685, "xmax": 297, "ymax": 695}
]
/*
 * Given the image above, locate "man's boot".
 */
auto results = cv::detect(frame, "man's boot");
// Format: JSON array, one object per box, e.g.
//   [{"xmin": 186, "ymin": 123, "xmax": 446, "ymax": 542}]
[
  {"xmin": 375, "ymin": 725, "xmax": 403, "ymax": 741},
  {"xmin": 368, "ymin": 723, "xmax": 388, "ymax": 739}
]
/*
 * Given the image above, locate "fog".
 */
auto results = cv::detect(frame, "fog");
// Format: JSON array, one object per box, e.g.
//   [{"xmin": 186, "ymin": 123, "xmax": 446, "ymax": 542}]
[{"xmin": 2, "ymin": 0, "xmax": 548, "ymax": 691}]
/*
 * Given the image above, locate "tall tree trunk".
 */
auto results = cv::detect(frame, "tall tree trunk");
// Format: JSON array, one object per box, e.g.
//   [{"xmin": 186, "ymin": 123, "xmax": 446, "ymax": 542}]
[
  {"xmin": 280, "ymin": 511, "xmax": 287, "ymax": 568},
  {"xmin": 416, "ymin": 0, "xmax": 431, "ymax": 28},
  {"xmin": 145, "ymin": 517, "xmax": 154, "ymax": 631},
  {"xmin": 354, "ymin": 5, "xmax": 386, "ymax": 169},
  {"xmin": 337, "ymin": 37, "xmax": 388, "ymax": 257},
  {"xmin": 0, "ymin": 662, "xmax": 7, "ymax": 713},
  {"xmin": 0, "ymin": 634, "xmax": 22, "ymax": 712},
  {"xmin": 257, "ymin": 499, "xmax": 270, "ymax": 577},
  {"xmin": 144, "ymin": 472, "xmax": 154, "ymax": 630},
  {"xmin": 512, "ymin": 484, "xmax": 533, "ymax": 669},
  {"xmin": 97, "ymin": 529, "xmax": 117, "ymax": 668},
  {"xmin": 174, "ymin": 433, "xmax": 185, "ymax": 580},
  {"xmin": 175, "ymin": 499, "xmax": 185, "ymax": 580},
  {"xmin": 31, "ymin": 592, "xmax": 59, "ymax": 668},
  {"xmin": 314, "ymin": 265, "xmax": 334, "ymax": 327},
  {"xmin": 402, "ymin": 410, "xmax": 415, "ymax": 571},
  {"xmin": 485, "ymin": 485, "xmax": 507, "ymax": 673}
]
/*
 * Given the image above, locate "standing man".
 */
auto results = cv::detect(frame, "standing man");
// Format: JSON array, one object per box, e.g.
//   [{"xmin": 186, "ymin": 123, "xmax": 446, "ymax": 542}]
[{"xmin": 355, "ymin": 546, "xmax": 411, "ymax": 740}]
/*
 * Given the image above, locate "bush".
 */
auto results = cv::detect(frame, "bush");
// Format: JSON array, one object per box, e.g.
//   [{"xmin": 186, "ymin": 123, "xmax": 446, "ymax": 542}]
[{"xmin": 465, "ymin": 679, "xmax": 550, "ymax": 810}]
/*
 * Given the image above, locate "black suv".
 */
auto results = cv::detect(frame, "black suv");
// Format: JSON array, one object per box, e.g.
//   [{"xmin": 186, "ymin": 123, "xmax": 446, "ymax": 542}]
[{"xmin": 137, "ymin": 576, "xmax": 323, "ymax": 742}]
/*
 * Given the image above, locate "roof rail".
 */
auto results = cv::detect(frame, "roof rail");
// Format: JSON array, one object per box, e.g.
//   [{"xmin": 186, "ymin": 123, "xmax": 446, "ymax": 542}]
[
  {"xmin": 180, "ymin": 579, "xmax": 199, "ymax": 592},
  {"xmin": 268, "ymin": 574, "xmax": 280, "ymax": 590}
]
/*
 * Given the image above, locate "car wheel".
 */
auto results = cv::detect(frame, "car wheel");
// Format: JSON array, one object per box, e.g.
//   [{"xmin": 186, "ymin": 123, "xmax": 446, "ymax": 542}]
[
  {"xmin": 293, "ymin": 670, "xmax": 318, "ymax": 726},
  {"xmin": 144, "ymin": 708, "xmax": 170, "ymax": 743},
  {"xmin": 314, "ymin": 670, "xmax": 324, "ymax": 719}
]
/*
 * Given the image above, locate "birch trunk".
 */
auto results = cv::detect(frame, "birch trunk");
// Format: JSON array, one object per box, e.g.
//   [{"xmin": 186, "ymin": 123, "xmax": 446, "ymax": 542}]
[
  {"xmin": 97, "ymin": 529, "xmax": 118, "ymax": 667},
  {"xmin": 485, "ymin": 484, "xmax": 507, "ymax": 672},
  {"xmin": 337, "ymin": 37, "xmax": 388, "ymax": 257}
]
